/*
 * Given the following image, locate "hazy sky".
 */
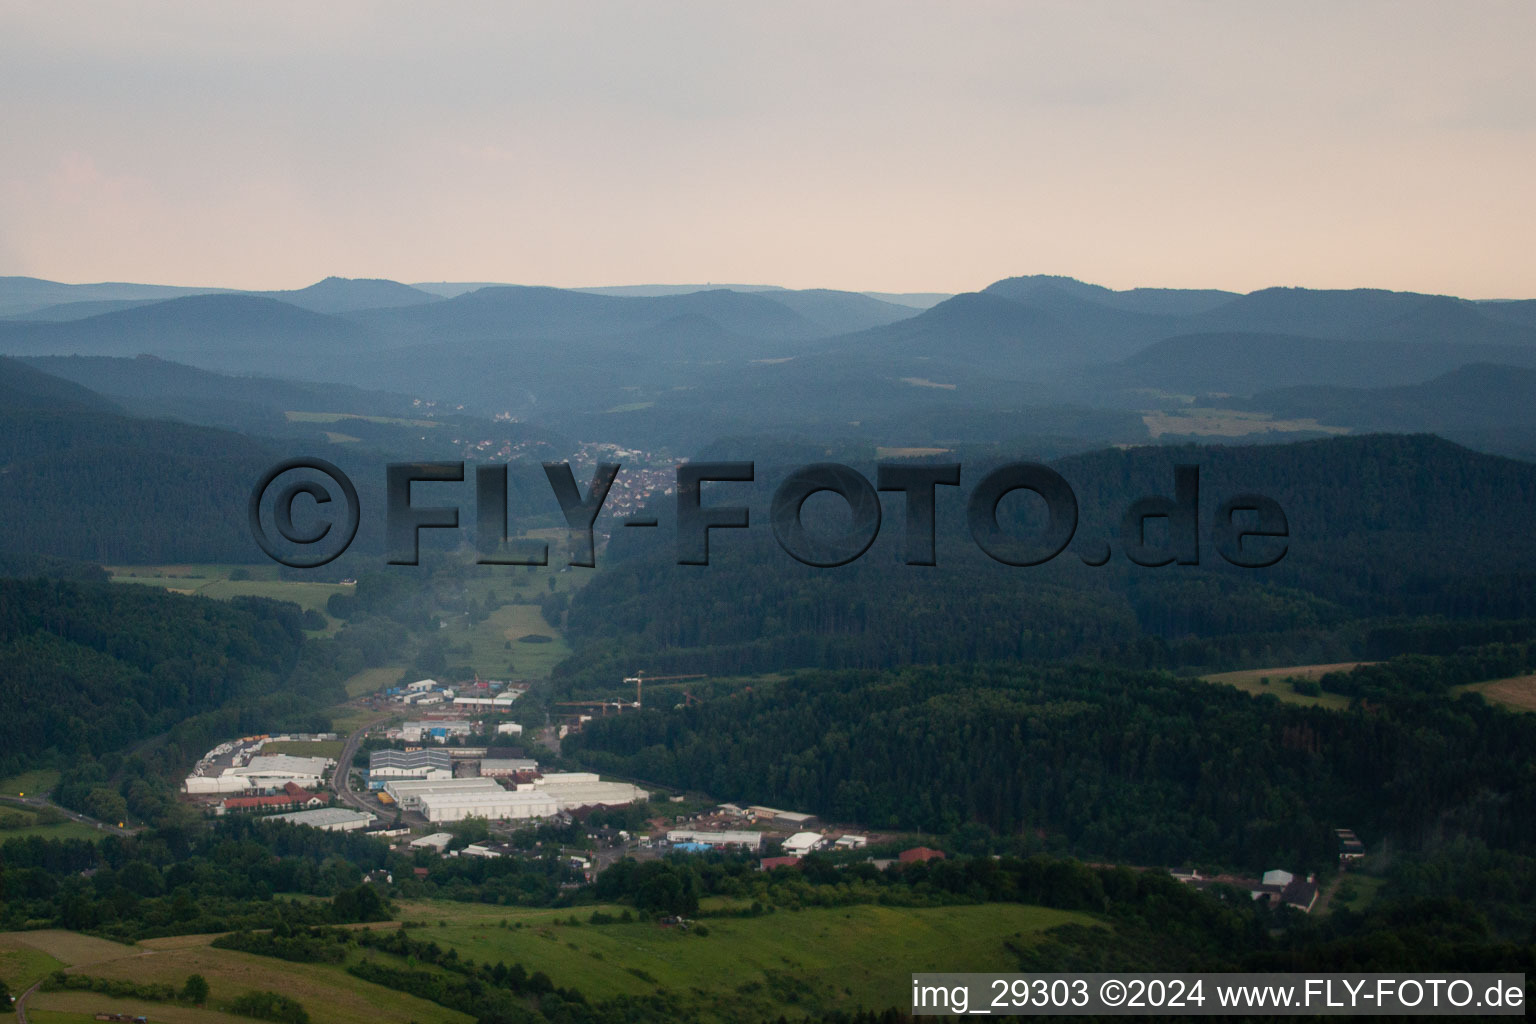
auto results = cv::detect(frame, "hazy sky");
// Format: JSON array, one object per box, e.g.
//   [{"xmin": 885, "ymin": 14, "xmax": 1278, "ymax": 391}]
[{"xmin": 2, "ymin": 2, "xmax": 1534, "ymax": 296}]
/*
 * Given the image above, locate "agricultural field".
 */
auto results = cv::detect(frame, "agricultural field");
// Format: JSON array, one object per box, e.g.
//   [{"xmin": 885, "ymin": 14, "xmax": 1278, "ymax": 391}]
[
  {"xmin": 106, "ymin": 564, "xmax": 353, "ymax": 633},
  {"xmin": 0, "ymin": 933, "xmax": 68, "ymax": 992},
  {"xmin": 1452, "ymin": 673, "xmax": 1536, "ymax": 713},
  {"xmin": 386, "ymin": 899, "xmax": 1094, "ymax": 1019},
  {"xmin": 1199, "ymin": 663, "xmax": 1362, "ymax": 710},
  {"xmin": 10, "ymin": 930, "xmax": 469, "ymax": 1024}
]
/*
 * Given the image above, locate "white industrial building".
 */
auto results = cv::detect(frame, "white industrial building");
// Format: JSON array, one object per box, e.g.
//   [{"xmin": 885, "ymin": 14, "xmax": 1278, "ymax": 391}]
[
  {"xmin": 383, "ymin": 776, "xmax": 504, "ymax": 810},
  {"xmin": 534, "ymin": 773, "xmax": 648, "ymax": 810},
  {"xmin": 410, "ymin": 832, "xmax": 454, "ymax": 851},
  {"xmin": 369, "ymin": 749, "xmax": 453, "ymax": 781},
  {"xmin": 748, "ymin": 806, "xmax": 817, "ymax": 827},
  {"xmin": 184, "ymin": 774, "xmax": 254, "ymax": 795},
  {"xmin": 479, "ymin": 758, "xmax": 539, "ymax": 777},
  {"xmin": 782, "ymin": 832, "xmax": 826, "ymax": 856},
  {"xmin": 270, "ymin": 807, "xmax": 374, "ymax": 832},
  {"xmin": 223, "ymin": 754, "xmax": 330, "ymax": 789},
  {"xmin": 407, "ymin": 679, "xmax": 438, "ymax": 692},
  {"xmin": 400, "ymin": 720, "xmax": 475, "ymax": 743},
  {"xmin": 667, "ymin": 830, "xmax": 762, "ymax": 851},
  {"xmin": 834, "ymin": 834, "xmax": 868, "ymax": 849},
  {"xmin": 418, "ymin": 789, "xmax": 560, "ymax": 823},
  {"xmin": 496, "ymin": 722, "xmax": 524, "ymax": 736}
]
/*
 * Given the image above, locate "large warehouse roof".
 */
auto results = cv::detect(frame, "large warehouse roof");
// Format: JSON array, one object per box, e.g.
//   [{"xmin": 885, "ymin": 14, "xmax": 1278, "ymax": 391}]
[
  {"xmin": 383, "ymin": 777, "xmax": 504, "ymax": 807},
  {"xmin": 269, "ymin": 807, "xmax": 374, "ymax": 830},
  {"xmin": 370, "ymin": 749, "xmax": 452, "ymax": 771},
  {"xmin": 227, "ymin": 754, "xmax": 329, "ymax": 779}
]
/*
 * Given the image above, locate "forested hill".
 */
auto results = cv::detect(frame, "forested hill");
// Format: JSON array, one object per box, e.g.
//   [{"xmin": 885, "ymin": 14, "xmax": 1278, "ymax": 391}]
[
  {"xmin": 565, "ymin": 659, "xmax": 1536, "ymax": 873},
  {"xmin": 559, "ymin": 434, "xmax": 1536, "ymax": 682},
  {"xmin": 0, "ymin": 578, "xmax": 312, "ymax": 776},
  {"xmin": 0, "ymin": 398, "xmax": 281, "ymax": 563}
]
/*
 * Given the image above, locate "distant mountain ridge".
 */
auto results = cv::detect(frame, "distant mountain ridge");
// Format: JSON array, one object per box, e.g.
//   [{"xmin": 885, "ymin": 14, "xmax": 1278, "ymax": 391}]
[{"xmin": 3, "ymin": 272, "xmax": 1535, "ymax": 451}]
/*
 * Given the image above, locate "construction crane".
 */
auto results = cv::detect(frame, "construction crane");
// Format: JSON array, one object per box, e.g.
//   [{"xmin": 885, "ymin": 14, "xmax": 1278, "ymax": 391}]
[
  {"xmin": 623, "ymin": 671, "xmax": 705, "ymax": 708},
  {"xmin": 674, "ymin": 689, "xmax": 704, "ymax": 710}
]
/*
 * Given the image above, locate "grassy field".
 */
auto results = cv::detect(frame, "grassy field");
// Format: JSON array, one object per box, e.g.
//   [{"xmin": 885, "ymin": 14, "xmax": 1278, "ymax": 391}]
[
  {"xmin": 1331, "ymin": 873, "xmax": 1387, "ymax": 914},
  {"xmin": 8, "ymin": 901, "xmax": 1095, "ymax": 1023},
  {"xmin": 0, "ymin": 934, "xmax": 69, "ymax": 992},
  {"xmin": 0, "ymin": 768, "xmax": 61, "ymax": 798},
  {"xmin": 0, "ymin": 804, "xmax": 103, "ymax": 841},
  {"xmin": 1199, "ymin": 663, "xmax": 1362, "ymax": 710},
  {"xmin": 388, "ymin": 900, "xmax": 1093, "ymax": 1019},
  {"xmin": 9, "ymin": 930, "xmax": 471, "ymax": 1024},
  {"xmin": 342, "ymin": 666, "xmax": 406, "ymax": 698},
  {"xmin": 327, "ymin": 705, "xmax": 394, "ymax": 736},
  {"xmin": 1452, "ymin": 673, "xmax": 1536, "ymax": 713},
  {"xmin": 439, "ymin": 600, "xmax": 572, "ymax": 679},
  {"xmin": 107, "ymin": 564, "xmax": 353, "ymax": 634}
]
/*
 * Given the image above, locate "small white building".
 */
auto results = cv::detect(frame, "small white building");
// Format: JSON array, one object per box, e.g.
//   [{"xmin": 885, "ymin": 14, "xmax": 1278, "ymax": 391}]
[
  {"xmin": 496, "ymin": 722, "xmax": 524, "ymax": 736},
  {"xmin": 479, "ymin": 758, "xmax": 539, "ymax": 777},
  {"xmin": 834, "ymin": 834, "xmax": 868, "ymax": 849},
  {"xmin": 407, "ymin": 679, "xmax": 438, "ymax": 692},
  {"xmin": 461, "ymin": 843, "xmax": 503, "ymax": 858},
  {"xmin": 410, "ymin": 832, "xmax": 454, "ymax": 852}
]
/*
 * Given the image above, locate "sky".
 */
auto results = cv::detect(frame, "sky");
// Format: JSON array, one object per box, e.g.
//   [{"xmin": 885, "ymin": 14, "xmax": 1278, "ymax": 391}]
[{"xmin": 2, "ymin": 2, "xmax": 1534, "ymax": 297}]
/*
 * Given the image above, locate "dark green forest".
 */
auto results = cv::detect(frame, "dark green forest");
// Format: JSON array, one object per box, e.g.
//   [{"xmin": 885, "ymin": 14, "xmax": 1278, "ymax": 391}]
[
  {"xmin": 558, "ymin": 435, "xmax": 1536, "ymax": 683},
  {"xmin": 565, "ymin": 653, "xmax": 1536, "ymax": 872}
]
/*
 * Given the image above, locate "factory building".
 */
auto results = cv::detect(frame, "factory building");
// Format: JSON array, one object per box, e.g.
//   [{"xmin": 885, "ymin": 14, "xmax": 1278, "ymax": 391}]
[
  {"xmin": 748, "ymin": 806, "xmax": 817, "ymax": 827},
  {"xmin": 383, "ymin": 777, "xmax": 504, "ymax": 810},
  {"xmin": 368, "ymin": 749, "xmax": 454, "ymax": 787},
  {"xmin": 184, "ymin": 774, "xmax": 254, "ymax": 795},
  {"xmin": 479, "ymin": 757, "xmax": 540, "ymax": 777},
  {"xmin": 410, "ymin": 832, "xmax": 454, "ymax": 851},
  {"xmin": 400, "ymin": 720, "xmax": 475, "ymax": 743},
  {"xmin": 406, "ymin": 679, "xmax": 438, "ymax": 692},
  {"xmin": 269, "ymin": 807, "xmax": 375, "ymax": 832},
  {"xmin": 418, "ymin": 789, "xmax": 560, "ymax": 823},
  {"xmin": 534, "ymin": 773, "xmax": 648, "ymax": 810},
  {"xmin": 666, "ymin": 830, "xmax": 762, "ymax": 851},
  {"xmin": 225, "ymin": 754, "xmax": 331, "ymax": 789},
  {"xmin": 782, "ymin": 832, "xmax": 826, "ymax": 856}
]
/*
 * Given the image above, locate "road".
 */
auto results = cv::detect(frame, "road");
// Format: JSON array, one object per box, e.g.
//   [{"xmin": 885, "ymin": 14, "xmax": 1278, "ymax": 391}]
[
  {"xmin": 14, "ymin": 979, "xmax": 38, "ymax": 1023},
  {"xmin": 332, "ymin": 709, "xmax": 397, "ymax": 815}
]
